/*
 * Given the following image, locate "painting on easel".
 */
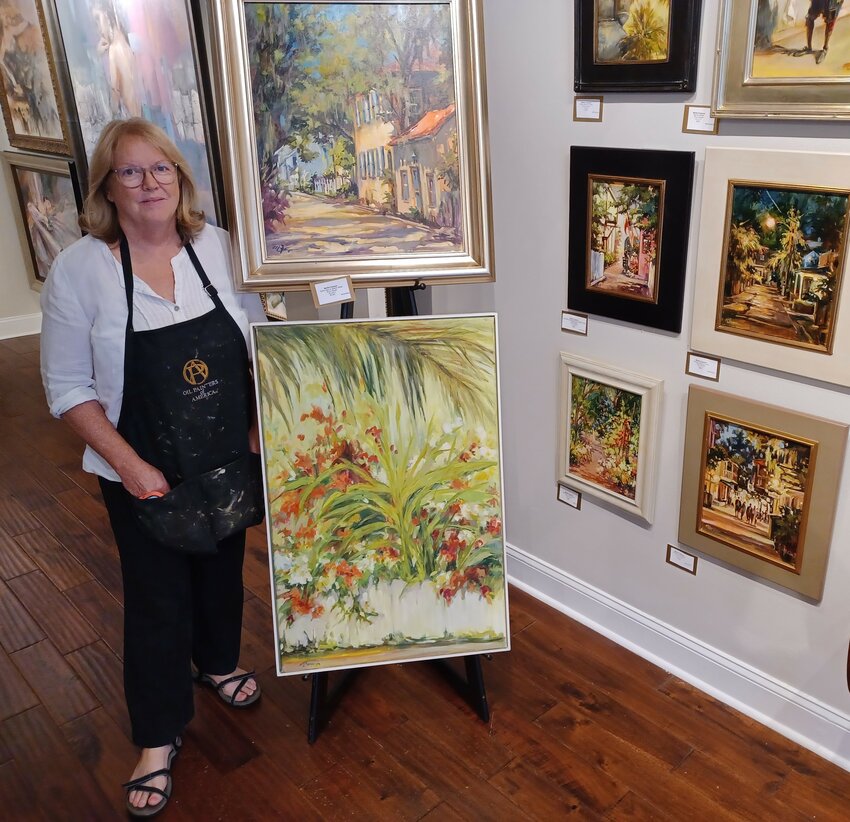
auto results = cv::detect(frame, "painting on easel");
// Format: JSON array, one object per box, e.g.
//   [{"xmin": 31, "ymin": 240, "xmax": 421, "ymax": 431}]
[{"xmin": 253, "ymin": 315, "xmax": 510, "ymax": 675}]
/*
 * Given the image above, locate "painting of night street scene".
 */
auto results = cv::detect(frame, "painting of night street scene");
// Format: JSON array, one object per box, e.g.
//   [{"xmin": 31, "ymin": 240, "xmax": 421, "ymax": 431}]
[
  {"xmin": 698, "ymin": 415, "xmax": 814, "ymax": 572},
  {"xmin": 588, "ymin": 175, "xmax": 663, "ymax": 302},
  {"xmin": 569, "ymin": 374, "xmax": 642, "ymax": 501},
  {"xmin": 717, "ymin": 183, "xmax": 850, "ymax": 351},
  {"xmin": 594, "ymin": 0, "xmax": 671, "ymax": 63},
  {"xmin": 244, "ymin": 3, "xmax": 463, "ymax": 261}
]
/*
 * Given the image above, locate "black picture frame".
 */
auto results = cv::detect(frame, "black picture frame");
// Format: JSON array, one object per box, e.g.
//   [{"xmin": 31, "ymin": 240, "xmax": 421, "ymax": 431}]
[
  {"xmin": 574, "ymin": 1, "xmax": 703, "ymax": 93},
  {"xmin": 568, "ymin": 146, "xmax": 694, "ymax": 333}
]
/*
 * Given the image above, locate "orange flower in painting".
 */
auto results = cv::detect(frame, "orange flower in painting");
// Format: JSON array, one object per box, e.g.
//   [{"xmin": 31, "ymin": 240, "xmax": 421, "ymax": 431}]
[
  {"xmin": 439, "ymin": 531, "xmax": 467, "ymax": 563},
  {"xmin": 293, "ymin": 452, "xmax": 313, "ymax": 475},
  {"xmin": 451, "ymin": 478, "xmax": 468, "ymax": 490},
  {"xmin": 486, "ymin": 517, "xmax": 502, "ymax": 536},
  {"xmin": 365, "ymin": 425, "xmax": 382, "ymax": 443},
  {"xmin": 329, "ymin": 470, "xmax": 355, "ymax": 492},
  {"xmin": 310, "ymin": 405, "xmax": 326, "ymax": 422},
  {"xmin": 288, "ymin": 589, "xmax": 314, "ymax": 616},
  {"xmin": 376, "ymin": 544, "xmax": 400, "ymax": 561},
  {"xmin": 335, "ymin": 559, "xmax": 363, "ymax": 586},
  {"xmin": 278, "ymin": 490, "xmax": 302, "ymax": 517},
  {"xmin": 295, "ymin": 523, "xmax": 317, "ymax": 542},
  {"xmin": 447, "ymin": 502, "xmax": 462, "ymax": 517}
]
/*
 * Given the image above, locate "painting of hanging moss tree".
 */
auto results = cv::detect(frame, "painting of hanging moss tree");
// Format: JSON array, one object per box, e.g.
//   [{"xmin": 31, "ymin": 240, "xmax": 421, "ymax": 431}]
[{"xmin": 254, "ymin": 316, "xmax": 509, "ymax": 674}]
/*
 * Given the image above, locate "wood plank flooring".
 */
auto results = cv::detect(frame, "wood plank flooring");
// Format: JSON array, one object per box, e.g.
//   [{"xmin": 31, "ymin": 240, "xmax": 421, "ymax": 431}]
[{"xmin": 1, "ymin": 333, "xmax": 848, "ymax": 820}]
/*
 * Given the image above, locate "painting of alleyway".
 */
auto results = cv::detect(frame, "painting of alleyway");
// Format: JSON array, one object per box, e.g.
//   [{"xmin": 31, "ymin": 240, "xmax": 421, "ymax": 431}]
[
  {"xmin": 245, "ymin": 3, "xmax": 463, "ymax": 261},
  {"xmin": 699, "ymin": 416, "xmax": 813, "ymax": 571},
  {"xmin": 718, "ymin": 183, "xmax": 849, "ymax": 351}
]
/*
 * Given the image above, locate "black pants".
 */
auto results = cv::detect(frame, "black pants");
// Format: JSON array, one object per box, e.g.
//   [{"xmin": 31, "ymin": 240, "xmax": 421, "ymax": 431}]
[{"xmin": 99, "ymin": 478, "xmax": 246, "ymax": 748}]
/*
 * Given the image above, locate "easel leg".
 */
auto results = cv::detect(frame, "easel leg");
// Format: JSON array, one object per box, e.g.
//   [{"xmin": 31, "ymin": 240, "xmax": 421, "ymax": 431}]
[
  {"xmin": 465, "ymin": 655, "xmax": 490, "ymax": 722},
  {"xmin": 307, "ymin": 672, "xmax": 328, "ymax": 744}
]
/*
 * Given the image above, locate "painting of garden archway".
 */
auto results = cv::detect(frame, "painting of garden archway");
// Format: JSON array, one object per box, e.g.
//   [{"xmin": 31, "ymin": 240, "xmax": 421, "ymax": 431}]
[{"xmin": 253, "ymin": 315, "xmax": 509, "ymax": 674}]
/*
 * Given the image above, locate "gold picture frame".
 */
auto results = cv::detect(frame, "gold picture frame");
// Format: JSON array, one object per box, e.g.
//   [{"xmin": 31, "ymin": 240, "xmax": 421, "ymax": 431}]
[
  {"xmin": 713, "ymin": 0, "xmax": 850, "ymax": 119},
  {"xmin": 679, "ymin": 386, "xmax": 847, "ymax": 601},
  {"xmin": 208, "ymin": 0, "xmax": 494, "ymax": 291},
  {"xmin": 558, "ymin": 352, "xmax": 663, "ymax": 524},
  {"xmin": 0, "ymin": 0, "xmax": 70, "ymax": 154},
  {"xmin": 691, "ymin": 147, "xmax": 850, "ymax": 386}
]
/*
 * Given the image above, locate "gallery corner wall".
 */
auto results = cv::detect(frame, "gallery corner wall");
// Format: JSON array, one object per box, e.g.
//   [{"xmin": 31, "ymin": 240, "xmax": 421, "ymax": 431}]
[
  {"xmin": 0, "ymin": 124, "xmax": 41, "ymax": 337},
  {"xmin": 432, "ymin": 0, "xmax": 850, "ymax": 769}
]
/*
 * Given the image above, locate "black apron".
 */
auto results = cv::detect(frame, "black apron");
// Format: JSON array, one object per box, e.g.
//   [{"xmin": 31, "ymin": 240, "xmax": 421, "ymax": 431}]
[{"xmin": 117, "ymin": 234, "xmax": 263, "ymax": 554}]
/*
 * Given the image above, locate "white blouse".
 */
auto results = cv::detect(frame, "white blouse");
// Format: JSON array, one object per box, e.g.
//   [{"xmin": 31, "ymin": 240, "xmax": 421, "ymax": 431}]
[{"xmin": 40, "ymin": 224, "xmax": 267, "ymax": 481}]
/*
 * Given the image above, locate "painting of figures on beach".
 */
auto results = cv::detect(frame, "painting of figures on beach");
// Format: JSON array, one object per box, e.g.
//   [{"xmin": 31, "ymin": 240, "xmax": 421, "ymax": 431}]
[
  {"xmin": 52, "ymin": 0, "xmax": 217, "ymax": 218},
  {"xmin": 254, "ymin": 317, "xmax": 508, "ymax": 675},
  {"xmin": 244, "ymin": 3, "xmax": 463, "ymax": 261},
  {"xmin": 0, "ymin": 0, "xmax": 67, "ymax": 152},
  {"xmin": 569, "ymin": 374, "xmax": 642, "ymax": 501},
  {"xmin": 594, "ymin": 0, "xmax": 671, "ymax": 63},
  {"xmin": 750, "ymin": 0, "xmax": 850, "ymax": 79},
  {"xmin": 11, "ymin": 165, "xmax": 81, "ymax": 283},
  {"xmin": 699, "ymin": 415, "xmax": 814, "ymax": 571},
  {"xmin": 588, "ymin": 175, "xmax": 663, "ymax": 302},
  {"xmin": 717, "ymin": 183, "xmax": 849, "ymax": 351}
]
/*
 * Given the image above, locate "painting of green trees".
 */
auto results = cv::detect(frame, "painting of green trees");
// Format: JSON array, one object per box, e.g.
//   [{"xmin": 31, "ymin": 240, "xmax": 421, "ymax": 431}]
[
  {"xmin": 719, "ymin": 183, "xmax": 849, "ymax": 351},
  {"xmin": 254, "ymin": 316, "xmax": 508, "ymax": 674},
  {"xmin": 244, "ymin": 3, "xmax": 463, "ymax": 261},
  {"xmin": 569, "ymin": 375, "xmax": 642, "ymax": 500}
]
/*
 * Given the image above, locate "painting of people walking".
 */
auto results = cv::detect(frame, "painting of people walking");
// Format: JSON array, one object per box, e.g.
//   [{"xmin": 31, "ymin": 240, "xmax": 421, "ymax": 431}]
[
  {"xmin": 698, "ymin": 415, "xmax": 814, "ymax": 572},
  {"xmin": 749, "ymin": 0, "xmax": 850, "ymax": 80},
  {"xmin": 594, "ymin": 0, "xmax": 671, "ymax": 63},
  {"xmin": 558, "ymin": 354, "xmax": 662, "ymax": 523},
  {"xmin": 254, "ymin": 316, "xmax": 509, "ymax": 675},
  {"xmin": 588, "ymin": 175, "xmax": 663, "ymax": 302},
  {"xmin": 717, "ymin": 182, "xmax": 850, "ymax": 351},
  {"xmin": 245, "ymin": 2, "xmax": 462, "ymax": 261}
]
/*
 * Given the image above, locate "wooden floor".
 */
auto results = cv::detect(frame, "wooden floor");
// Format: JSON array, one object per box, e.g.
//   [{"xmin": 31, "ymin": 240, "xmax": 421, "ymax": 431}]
[{"xmin": 1, "ymin": 333, "xmax": 849, "ymax": 820}]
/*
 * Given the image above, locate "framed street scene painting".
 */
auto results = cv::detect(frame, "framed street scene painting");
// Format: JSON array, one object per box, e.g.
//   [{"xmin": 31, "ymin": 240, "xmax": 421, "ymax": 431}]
[
  {"xmin": 210, "ymin": 0, "xmax": 493, "ymax": 290},
  {"xmin": 574, "ymin": 0, "xmax": 703, "ymax": 92},
  {"xmin": 569, "ymin": 146, "xmax": 695, "ymax": 333},
  {"xmin": 691, "ymin": 147, "xmax": 850, "ymax": 386},
  {"xmin": 4, "ymin": 151, "xmax": 82, "ymax": 289},
  {"xmin": 558, "ymin": 353, "xmax": 662, "ymax": 524},
  {"xmin": 713, "ymin": 0, "xmax": 850, "ymax": 118},
  {"xmin": 0, "ymin": 0, "xmax": 69, "ymax": 153},
  {"xmin": 679, "ymin": 386, "xmax": 847, "ymax": 600},
  {"xmin": 49, "ymin": 0, "xmax": 222, "ymax": 220},
  {"xmin": 253, "ymin": 315, "xmax": 509, "ymax": 675}
]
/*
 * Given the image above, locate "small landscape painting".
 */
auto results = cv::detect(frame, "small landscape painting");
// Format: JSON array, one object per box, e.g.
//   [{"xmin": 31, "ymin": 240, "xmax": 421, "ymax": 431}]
[
  {"xmin": 568, "ymin": 374, "xmax": 642, "ymax": 501},
  {"xmin": 749, "ymin": 1, "xmax": 850, "ymax": 80},
  {"xmin": 254, "ymin": 316, "xmax": 508, "ymax": 675},
  {"xmin": 244, "ymin": 2, "xmax": 463, "ymax": 262},
  {"xmin": 588, "ymin": 174, "xmax": 663, "ymax": 302},
  {"xmin": 11, "ymin": 165, "xmax": 82, "ymax": 283},
  {"xmin": 594, "ymin": 0, "xmax": 671, "ymax": 63},
  {"xmin": 717, "ymin": 182, "xmax": 849, "ymax": 351},
  {"xmin": 698, "ymin": 414, "xmax": 814, "ymax": 572}
]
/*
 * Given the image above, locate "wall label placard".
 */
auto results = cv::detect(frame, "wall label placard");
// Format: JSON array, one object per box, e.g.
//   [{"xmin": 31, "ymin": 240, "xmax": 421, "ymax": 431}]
[
  {"xmin": 561, "ymin": 310, "xmax": 589, "ymax": 336},
  {"xmin": 557, "ymin": 483, "xmax": 582, "ymax": 510},
  {"xmin": 682, "ymin": 105, "xmax": 718, "ymax": 135},
  {"xmin": 686, "ymin": 352, "xmax": 721, "ymax": 382},
  {"xmin": 666, "ymin": 545, "xmax": 698, "ymax": 575},
  {"xmin": 573, "ymin": 96, "xmax": 603, "ymax": 122}
]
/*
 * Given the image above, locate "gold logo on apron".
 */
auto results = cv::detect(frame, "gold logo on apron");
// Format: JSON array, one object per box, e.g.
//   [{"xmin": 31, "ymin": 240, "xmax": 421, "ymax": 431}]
[{"xmin": 183, "ymin": 359, "xmax": 209, "ymax": 385}]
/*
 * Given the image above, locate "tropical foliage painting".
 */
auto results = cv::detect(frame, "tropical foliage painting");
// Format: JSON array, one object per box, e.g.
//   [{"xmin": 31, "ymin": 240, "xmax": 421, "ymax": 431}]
[
  {"xmin": 568, "ymin": 375, "xmax": 642, "ymax": 500},
  {"xmin": 588, "ymin": 175, "xmax": 662, "ymax": 302},
  {"xmin": 750, "ymin": 0, "xmax": 850, "ymax": 79},
  {"xmin": 254, "ymin": 317, "xmax": 508, "ymax": 674},
  {"xmin": 244, "ymin": 3, "xmax": 463, "ymax": 261},
  {"xmin": 699, "ymin": 415, "xmax": 814, "ymax": 571},
  {"xmin": 718, "ymin": 183, "xmax": 849, "ymax": 351},
  {"xmin": 594, "ymin": 0, "xmax": 670, "ymax": 63}
]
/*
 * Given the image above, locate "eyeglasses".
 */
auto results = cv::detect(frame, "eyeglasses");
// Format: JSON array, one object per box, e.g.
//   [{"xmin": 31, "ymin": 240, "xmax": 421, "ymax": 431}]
[{"xmin": 111, "ymin": 161, "xmax": 179, "ymax": 188}]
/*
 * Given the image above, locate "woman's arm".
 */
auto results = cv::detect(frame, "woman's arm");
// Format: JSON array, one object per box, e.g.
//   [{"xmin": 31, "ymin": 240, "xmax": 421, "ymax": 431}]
[{"xmin": 61, "ymin": 400, "xmax": 169, "ymax": 497}]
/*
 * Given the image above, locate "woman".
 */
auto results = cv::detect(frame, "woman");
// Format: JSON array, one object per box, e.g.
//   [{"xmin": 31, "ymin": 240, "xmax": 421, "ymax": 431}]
[{"xmin": 40, "ymin": 118, "xmax": 267, "ymax": 817}]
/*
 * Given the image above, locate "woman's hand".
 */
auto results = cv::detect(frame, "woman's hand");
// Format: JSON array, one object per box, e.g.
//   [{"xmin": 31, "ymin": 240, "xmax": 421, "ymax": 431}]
[{"xmin": 118, "ymin": 458, "xmax": 171, "ymax": 499}]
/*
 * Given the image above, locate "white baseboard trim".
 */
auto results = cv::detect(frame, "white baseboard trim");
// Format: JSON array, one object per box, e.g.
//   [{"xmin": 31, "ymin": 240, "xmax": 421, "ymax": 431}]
[
  {"xmin": 506, "ymin": 542, "xmax": 850, "ymax": 773},
  {"xmin": 0, "ymin": 312, "xmax": 41, "ymax": 340}
]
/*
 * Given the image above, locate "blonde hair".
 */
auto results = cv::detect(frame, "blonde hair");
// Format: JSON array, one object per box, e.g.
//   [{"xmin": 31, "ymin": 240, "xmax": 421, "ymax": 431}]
[{"xmin": 81, "ymin": 117, "xmax": 206, "ymax": 244}]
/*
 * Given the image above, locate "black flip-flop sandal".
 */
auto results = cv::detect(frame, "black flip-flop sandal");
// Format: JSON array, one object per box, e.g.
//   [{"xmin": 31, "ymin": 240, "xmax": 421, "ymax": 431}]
[
  {"xmin": 195, "ymin": 670, "xmax": 261, "ymax": 707},
  {"xmin": 123, "ymin": 737, "xmax": 181, "ymax": 818}
]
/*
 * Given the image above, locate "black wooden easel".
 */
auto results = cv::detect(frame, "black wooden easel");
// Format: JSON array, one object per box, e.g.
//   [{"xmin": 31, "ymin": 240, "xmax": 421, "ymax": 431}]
[{"xmin": 305, "ymin": 283, "xmax": 490, "ymax": 743}]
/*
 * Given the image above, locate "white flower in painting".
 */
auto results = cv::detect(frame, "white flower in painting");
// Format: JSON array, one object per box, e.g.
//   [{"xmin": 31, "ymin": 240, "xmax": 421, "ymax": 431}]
[
  {"xmin": 288, "ymin": 556, "xmax": 311, "ymax": 585},
  {"xmin": 273, "ymin": 553, "xmax": 293, "ymax": 573}
]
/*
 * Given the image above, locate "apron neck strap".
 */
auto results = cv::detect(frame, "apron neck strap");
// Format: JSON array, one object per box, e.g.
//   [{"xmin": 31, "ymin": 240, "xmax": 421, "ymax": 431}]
[{"xmin": 185, "ymin": 242, "xmax": 223, "ymax": 308}]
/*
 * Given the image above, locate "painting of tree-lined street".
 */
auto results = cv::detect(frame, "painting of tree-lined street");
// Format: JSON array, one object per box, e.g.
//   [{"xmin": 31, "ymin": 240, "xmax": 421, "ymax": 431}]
[
  {"xmin": 568, "ymin": 375, "xmax": 642, "ymax": 500},
  {"xmin": 588, "ymin": 175, "xmax": 662, "ymax": 302},
  {"xmin": 245, "ymin": 3, "xmax": 464, "ymax": 261},
  {"xmin": 699, "ymin": 416, "xmax": 813, "ymax": 571},
  {"xmin": 594, "ymin": 0, "xmax": 670, "ymax": 63},
  {"xmin": 254, "ymin": 317, "xmax": 508, "ymax": 674},
  {"xmin": 718, "ymin": 183, "xmax": 850, "ymax": 351}
]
